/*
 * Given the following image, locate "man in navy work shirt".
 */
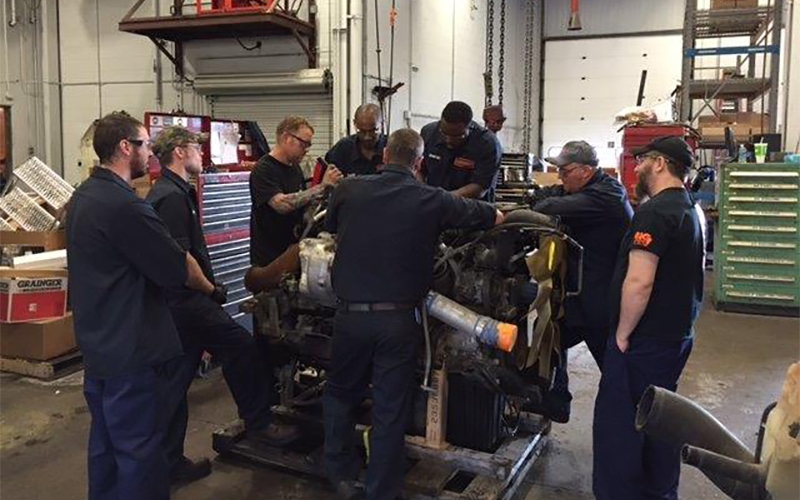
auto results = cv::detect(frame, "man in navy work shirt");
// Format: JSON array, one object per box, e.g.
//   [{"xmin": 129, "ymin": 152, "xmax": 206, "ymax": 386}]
[
  {"xmin": 66, "ymin": 112, "xmax": 214, "ymax": 500},
  {"xmin": 593, "ymin": 136, "xmax": 705, "ymax": 500},
  {"xmin": 147, "ymin": 126, "xmax": 299, "ymax": 485},
  {"xmin": 420, "ymin": 100, "xmax": 502, "ymax": 200},
  {"xmin": 322, "ymin": 128, "xmax": 504, "ymax": 500},
  {"xmin": 314, "ymin": 103, "xmax": 387, "ymax": 182},
  {"xmin": 249, "ymin": 116, "xmax": 342, "ymax": 266},
  {"xmin": 529, "ymin": 141, "xmax": 633, "ymax": 422}
]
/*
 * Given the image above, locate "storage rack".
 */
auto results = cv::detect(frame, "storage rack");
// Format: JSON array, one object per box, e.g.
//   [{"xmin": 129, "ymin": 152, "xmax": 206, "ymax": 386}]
[{"xmin": 679, "ymin": 0, "xmax": 784, "ymax": 146}]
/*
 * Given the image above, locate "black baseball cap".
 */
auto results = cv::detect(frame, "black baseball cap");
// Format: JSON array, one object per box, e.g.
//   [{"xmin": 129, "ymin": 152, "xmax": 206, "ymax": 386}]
[
  {"xmin": 545, "ymin": 141, "xmax": 598, "ymax": 167},
  {"xmin": 631, "ymin": 136, "xmax": 694, "ymax": 169}
]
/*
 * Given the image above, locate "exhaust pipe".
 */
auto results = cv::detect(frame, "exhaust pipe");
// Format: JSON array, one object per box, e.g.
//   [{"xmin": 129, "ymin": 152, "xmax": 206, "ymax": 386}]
[
  {"xmin": 636, "ymin": 386, "xmax": 758, "ymax": 500},
  {"xmin": 425, "ymin": 291, "xmax": 517, "ymax": 352},
  {"xmin": 682, "ymin": 446, "xmax": 765, "ymax": 500}
]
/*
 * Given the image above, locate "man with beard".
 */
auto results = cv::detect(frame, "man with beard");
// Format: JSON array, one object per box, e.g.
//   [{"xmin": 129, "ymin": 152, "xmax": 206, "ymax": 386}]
[
  {"xmin": 529, "ymin": 140, "xmax": 633, "ymax": 423},
  {"xmin": 593, "ymin": 136, "xmax": 705, "ymax": 500},
  {"xmin": 249, "ymin": 116, "xmax": 342, "ymax": 266},
  {"xmin": 66, "ymin": 112, "xmax": 215, "ymax": 499},
  {"xmin": 421, "ymin": 101, "xmax": 502, "ymax": 200},
  {"xmin": 146, "ymin": 126, "xmax": 299, "ymax": 485},
  {"xmin": 315, "ymin": 103, "xmax": 387, "ymax": 181}
]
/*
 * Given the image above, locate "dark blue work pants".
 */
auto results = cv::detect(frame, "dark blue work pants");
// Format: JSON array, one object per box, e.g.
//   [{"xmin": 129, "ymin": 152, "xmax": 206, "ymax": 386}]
[{"xmin": 593, "ymin": 335, "xmax": 694, "ymax": 500}]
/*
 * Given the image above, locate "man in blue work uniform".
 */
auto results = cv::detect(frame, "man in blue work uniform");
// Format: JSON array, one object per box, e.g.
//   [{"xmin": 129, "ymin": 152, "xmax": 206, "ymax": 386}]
[
  {"xmin": 529, "ymin": 141, "xmax": 633, "ymax": 422},
  {"xmin": 420, "ymin": 101, "xmax": 502, "ymax": 200},
  {"xmin": 593, "ymin": 136, "xmax": 705, "ymax": 500},
  {"xmin": 66, "ymin": 112, "xmax": 216, "ymax": 500},
  {"xmin": 314, "ymin": 103, "xmax": 387, "ymax": 182},
  {"xmin": 323, "ymin": 128, "xmax": 504, "ymax": 500},
  {"xmin": 146, "ymin": 126, "xmax": 299, "ymax": 484}
]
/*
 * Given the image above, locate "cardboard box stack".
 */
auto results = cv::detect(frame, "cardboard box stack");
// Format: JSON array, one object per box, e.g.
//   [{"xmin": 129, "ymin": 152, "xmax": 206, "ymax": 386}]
[
  {"xmin": 699, "ymin": 112, "xmax": 768, "ymax": 143},
  {"xmin": 0, "ymin": 158, "xmax": 77, "ymax": 364}
]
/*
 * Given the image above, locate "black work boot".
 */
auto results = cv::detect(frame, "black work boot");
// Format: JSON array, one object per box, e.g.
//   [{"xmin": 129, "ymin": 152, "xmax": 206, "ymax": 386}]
[
  {"xmin": 170, "ymin": 456, "xmax": 212, "ymax": 484},
  {"xmin": 333, "ymin": 480, "xmax": 365, "ymax": 500},
  {"xmin": 246, "ymin": 422, "xmax": 301, "ymax": 447}
]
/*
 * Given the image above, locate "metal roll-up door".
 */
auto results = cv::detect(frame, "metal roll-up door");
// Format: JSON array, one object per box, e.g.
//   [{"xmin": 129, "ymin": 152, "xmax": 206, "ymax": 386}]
[{"xmin": 210, "ymin": 93, "xmax": 334, "ymax": 161}]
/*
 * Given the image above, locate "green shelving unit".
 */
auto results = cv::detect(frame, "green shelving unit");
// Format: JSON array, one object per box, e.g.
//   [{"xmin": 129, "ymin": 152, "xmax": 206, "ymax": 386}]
[{"xmin": 715, "ymin": 162, "xmax": 800, "ymax": 316}]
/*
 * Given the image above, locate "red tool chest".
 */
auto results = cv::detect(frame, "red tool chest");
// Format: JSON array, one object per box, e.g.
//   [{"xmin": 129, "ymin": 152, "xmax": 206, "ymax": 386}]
[{"xmin": 620, "ymin": 124, "xmax": 698, "ymax": 202}]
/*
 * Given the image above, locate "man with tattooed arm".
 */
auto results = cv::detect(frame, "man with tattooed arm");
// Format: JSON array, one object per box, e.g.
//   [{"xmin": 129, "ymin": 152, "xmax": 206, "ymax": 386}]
[{"xmin": 249, "ymin": 116, "xmax": 343, "ymax": 266}]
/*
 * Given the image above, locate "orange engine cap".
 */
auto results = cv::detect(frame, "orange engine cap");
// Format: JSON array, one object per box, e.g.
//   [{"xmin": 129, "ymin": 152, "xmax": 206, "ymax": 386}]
[{"xmin": 496, "ymin": 323, "xmax": 518, "ymax": 353}]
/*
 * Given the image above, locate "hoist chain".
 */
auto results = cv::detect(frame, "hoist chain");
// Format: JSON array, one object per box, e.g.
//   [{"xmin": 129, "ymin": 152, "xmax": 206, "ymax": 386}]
[
  {"xmin": 522, "ymin": 0, "xmax": 535, "ymax": 154},
  {"xmin": 498, "ymin": 0, "xmax": 506, "ymax": 106},
  {"xmin": 484, "ymin": 0, "xmax": 495, "ymax": 107}
]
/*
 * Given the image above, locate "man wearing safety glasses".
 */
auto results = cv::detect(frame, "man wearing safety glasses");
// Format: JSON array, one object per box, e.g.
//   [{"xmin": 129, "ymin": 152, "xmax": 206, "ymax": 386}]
[
  {"xmin": 420, "ymin": 101, "xmax": 502, "ymax": 200},
  {"xmin": 314, "ymin": 103, "xmax": 387, "ymax": 183},
  {"xmin": 249, "ymin": 116, "xmax": 342, "ymax": 267}
]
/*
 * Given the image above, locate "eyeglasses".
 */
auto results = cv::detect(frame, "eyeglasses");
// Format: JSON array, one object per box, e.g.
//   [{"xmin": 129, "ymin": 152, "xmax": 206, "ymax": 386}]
[
  {"xmin": 439, "ymin": 126, "xmax": 469, "ymax": 141},
  {"xmin": 635, "ymin": 153, "xmax": 662, "ymax": 165},
  {"xmin": 126, "ymin": 138, "xmax": 152, "ymax": 148},
  {"xmin": 557, "ymin": 164, "xmax": 582, "ymax": 177},
  {"xmin": 356, "ymin": 127, "xmax": 380, "ymax": 137},
  {"xmin": 288, "ymin": 132, "xmax": 313, "ymax": 149}
]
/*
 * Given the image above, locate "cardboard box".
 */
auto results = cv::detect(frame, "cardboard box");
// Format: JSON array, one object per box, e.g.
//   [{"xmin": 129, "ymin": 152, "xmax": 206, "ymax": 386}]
[
  {"xmin": 0, "ymin": 230, "xmax": 66, "ymax": 251},
  {"xmin": 0, "ymin": 275, "xmax": 68, "ymax": 323},
  {"xmin": 699, "ymin": 112, "xmax": 767, "ymax": 141},
  {"xmin": 131, "ymin": 176, "xmax": 152, "ymax": 199},
  {"xmin": 533, "ymin": 172, "xmax": 562, "ymax": 187},
  {"xmin": 711, "ymin": 0, "xmax": 757, "ymax": 9},
  {"xmin": 0, "ymin": 313, "xmax": 76, "ymax": 360}
]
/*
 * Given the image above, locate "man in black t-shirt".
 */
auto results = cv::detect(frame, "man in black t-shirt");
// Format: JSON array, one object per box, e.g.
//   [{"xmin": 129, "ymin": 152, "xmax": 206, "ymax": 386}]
[
  {"xmin": 249, "ymin": 116, "xmax": 342, "ymax": 266},
  {"xmin": 593, "ymin": 136, "xmax": 706, "ymax": 500}
]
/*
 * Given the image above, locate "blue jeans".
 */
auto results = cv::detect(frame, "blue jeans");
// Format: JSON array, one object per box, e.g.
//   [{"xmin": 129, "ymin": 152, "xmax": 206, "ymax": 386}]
[{"xmin": 593, "ymin": 335, "xmax": 693, "ymax": 500}]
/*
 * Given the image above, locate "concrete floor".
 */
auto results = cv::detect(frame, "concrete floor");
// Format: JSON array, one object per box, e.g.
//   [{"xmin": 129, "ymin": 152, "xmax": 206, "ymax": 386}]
[{"xmin": 1, "ymin": 280, "xmax": 798, "ymax": 500}]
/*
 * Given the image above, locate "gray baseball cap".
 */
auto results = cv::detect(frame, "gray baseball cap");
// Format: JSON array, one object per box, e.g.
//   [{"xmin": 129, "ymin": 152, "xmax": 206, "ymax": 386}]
[{"xmin": 545, "ymin": 141, "xmax": 598, "ymax": 167}]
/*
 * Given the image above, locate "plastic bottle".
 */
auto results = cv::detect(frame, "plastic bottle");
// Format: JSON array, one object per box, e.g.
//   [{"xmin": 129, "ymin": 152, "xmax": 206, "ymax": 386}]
[{"xmin": 738, "ymin": 144, "xmax": 747, "ymax": 163}]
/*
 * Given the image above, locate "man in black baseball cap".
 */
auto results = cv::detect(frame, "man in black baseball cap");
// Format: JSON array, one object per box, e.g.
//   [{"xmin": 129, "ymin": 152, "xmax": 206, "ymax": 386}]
[
  {"xmin": 593, "ymin": 135, "xmax": 705, "ymax": 500},
  {"xmin": 529, "ymin": 140, "xmax": 633, "ymax": 423}
]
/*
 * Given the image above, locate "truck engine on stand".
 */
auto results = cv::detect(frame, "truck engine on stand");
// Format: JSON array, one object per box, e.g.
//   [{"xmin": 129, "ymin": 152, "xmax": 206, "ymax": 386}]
[{"xmin": 239, "ymin": 208, "xmax": 583, "ymax": 456}]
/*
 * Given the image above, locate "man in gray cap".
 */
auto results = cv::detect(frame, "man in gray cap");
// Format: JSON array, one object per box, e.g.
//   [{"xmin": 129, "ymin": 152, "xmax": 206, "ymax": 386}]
[{"xmin": 529, "ymin": 140, "xmax": 633, "ymax": 422}]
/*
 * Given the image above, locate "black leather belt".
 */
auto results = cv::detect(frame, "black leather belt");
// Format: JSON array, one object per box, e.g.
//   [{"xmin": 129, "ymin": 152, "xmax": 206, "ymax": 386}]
[{"xmin": 337, "ymin": 301, "xmax": 417, "ymax": 313}]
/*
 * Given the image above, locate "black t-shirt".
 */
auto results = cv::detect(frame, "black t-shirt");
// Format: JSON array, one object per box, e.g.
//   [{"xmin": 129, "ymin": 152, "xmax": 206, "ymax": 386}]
[
  {"xmin": 324, "ymin": 134, "xmax": 387, "ymax": 176},
  {"xmin": 609, "ymin": 188, "xmax": 705, "ymax": 341},
  {"xmin": 249, "ymin": 154, "xmax": 306, "ymax": 266}
]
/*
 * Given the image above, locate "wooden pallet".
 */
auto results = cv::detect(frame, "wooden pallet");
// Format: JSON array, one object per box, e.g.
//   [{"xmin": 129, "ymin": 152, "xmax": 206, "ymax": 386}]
[
  {"xmin": 213, "ymin": 409, "xmax": 549, "ymax": 500},
  {"xmin": 0, "ymin": 349, "xmax": 83, "ymax": 380}
]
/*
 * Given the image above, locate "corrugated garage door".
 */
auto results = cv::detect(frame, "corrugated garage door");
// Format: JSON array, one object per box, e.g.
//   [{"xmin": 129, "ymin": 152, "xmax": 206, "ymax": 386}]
[
  {"xmin": 210, "ymin": 93, "xmax": 334, "ymax": 161},
  {"xmin": 542, "ymin": 35, "xmax": 681, "ymax": 169}
]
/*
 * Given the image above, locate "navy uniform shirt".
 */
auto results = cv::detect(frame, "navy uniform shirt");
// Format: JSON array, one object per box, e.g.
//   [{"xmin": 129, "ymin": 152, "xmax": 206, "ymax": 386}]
[
  {"xmin": 609, "ymin": 187, "xmax": 705, "ymax": 341},
  {"xmin": 532, "ymin": 170, "xmax": 633, "ymax": 330},
  {"xmin": 420, "ymin": 120, "xmax": 502, "ymax": 200},
  {"xmin": 325, "ymin": 165, "xmax": 497, "ymax": 303},
  {"xmin": 146, "ymin": 168, "xmax": 215, "ymax": 305},
  {"xmin": 324, "ymin": 134, "xmax": 387, "ymax": 176},
  {"xmin": 249, "ymin": 154, "xmax": 306, "ymax": 266},
  {"xmin": 66, "ymin": 168, "xmax": 188, "ymax": 379}
]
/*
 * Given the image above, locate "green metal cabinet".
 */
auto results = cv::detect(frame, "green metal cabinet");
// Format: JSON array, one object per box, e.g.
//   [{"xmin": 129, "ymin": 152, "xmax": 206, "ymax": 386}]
[{"xmin": 715, "ymin": 163, "xmax": 800, "ymax": 316}]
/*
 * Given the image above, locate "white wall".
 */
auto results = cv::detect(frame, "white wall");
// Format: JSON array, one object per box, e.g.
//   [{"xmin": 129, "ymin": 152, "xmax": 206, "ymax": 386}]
[
  {"xmin": 785, "ymin": 0, "xmax": 800, "ymax": 152},
  {"xmin": 362, "ymin": 0, "xmax": 539, "ymax": 153},
  {"xmin": 544, "ymin": 0, "xmax": 684, "ymax": 39}
]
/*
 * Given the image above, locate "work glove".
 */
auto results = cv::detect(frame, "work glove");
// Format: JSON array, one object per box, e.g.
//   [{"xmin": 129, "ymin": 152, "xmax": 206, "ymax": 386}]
[{"xmin": 210, "ymin": 282, "xmax": 229, "ymax": 305}]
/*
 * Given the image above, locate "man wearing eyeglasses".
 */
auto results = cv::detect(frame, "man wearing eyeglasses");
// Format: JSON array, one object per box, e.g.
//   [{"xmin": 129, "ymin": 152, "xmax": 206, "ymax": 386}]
[
  {"xmin": 145, "ymin": 126, "xmax": 299, "ymax": 485},
  {"xmin": 250, "ymin": 116, "xmax": 342, "ymax": 267},
  {"xmin": 66, "ymin": 112, "xmax": 215, "ymax": 500},
  {"xmin": 593, "ymin": 136, "xmax": 704, "ymax": 500},
  {"xmin": 420, "ymin": 101, "xmax": 502, "ymax": 200},
  {"xmin": 528, "ymin": 140, "xmax": 633, "ymax": 423},
  {"xmin": 314, "ymin": 103, "xmax": 387, "ymax": 182}
]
